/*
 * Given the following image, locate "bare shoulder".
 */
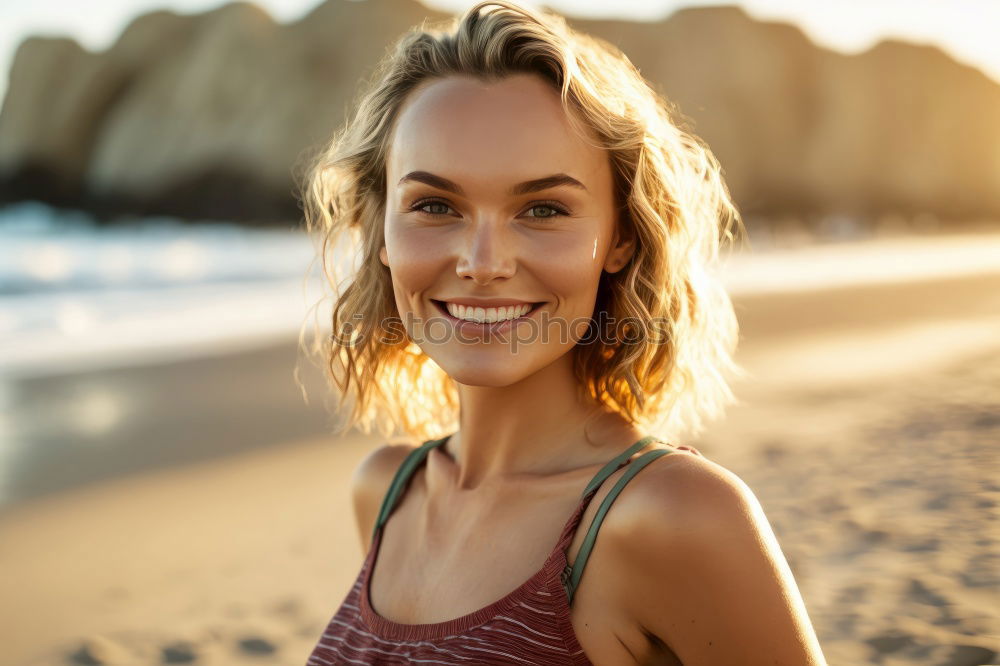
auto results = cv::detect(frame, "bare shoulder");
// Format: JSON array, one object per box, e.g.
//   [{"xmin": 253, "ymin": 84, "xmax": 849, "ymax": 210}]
[
  {"xmin": 616, "ymin": 446, "xmax": 754, "ymax": 525},
  {"xmin": 350, "ymin": 440, "xmax": 420, "ymax": 552},
  {"xmin": 606, "ymin": 449, "xmax": 828, "ymax": 665},
  {"xmin": 601, "ymin": 448, "xmax": 750, "ymax": 546}
]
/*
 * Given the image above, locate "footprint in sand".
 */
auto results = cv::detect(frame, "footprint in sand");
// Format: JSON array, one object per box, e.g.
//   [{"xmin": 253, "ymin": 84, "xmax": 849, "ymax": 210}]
[
  {"xmin": 900, "ymin": 536, "xmax": 941, "ymax": 552},
  {"xmin": 760, "ymin": 441, "xmax": 789, "ymax": 464},
  {"xmin": 975, "ymin": 496, "xmax": 996, "ymax": 509},
  {"xmin": 864, "ymin": 629, "xmax": 917, "ymax": 658},
  {"xmin": 161, "ymin": 640, "xmax": 198, "ymax": 663},
  {"xmin": 946, "ymin": 644, "xmax": 998, "ymax": 666},
  {"xmin": 960, "ymin": 553, "xmax": 1000, "ymax": 588},
  {"xmin": 904, "ymin": 578, "xmax": 984, "ymax": 631},
  {"xmin": 815, "ymin": 493, "xmax": 849, "ymax": 514},
  {"xmin": 67, "ymin": 636, "xmax": 131, "ymax": 665},
  {"xmin": 835, "ymin": 584, "xmax": 869, "ymax": 603},
  {"xmin": 924, "ymin": 492, "xmax": 954, "ymax": 511},
  {"xmin": 237, "ymin": 636, "xmax": 277, "ymax": 655},
  {"xmin": 836, "ymin": 518, "xmax": 892, "ymax": 557},
  {"xmin": 832, "ymin": 612, "xmax": 860, "ymax": 635},
  {"xmin": 906, "ymin": 577, "xmax": 951, "ymax": 607}
]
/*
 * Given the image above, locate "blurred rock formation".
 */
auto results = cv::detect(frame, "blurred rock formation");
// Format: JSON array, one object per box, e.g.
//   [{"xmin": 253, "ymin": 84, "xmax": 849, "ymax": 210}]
[{"xmin": 0, "ymin": 0, "xmax": 997, "ymax": 226}]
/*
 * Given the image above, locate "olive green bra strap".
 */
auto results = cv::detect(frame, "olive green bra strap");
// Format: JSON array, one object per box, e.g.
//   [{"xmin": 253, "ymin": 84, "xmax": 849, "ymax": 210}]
[
  {"xmin": 371, "ymin": 436, "xmax": 450, "ymax": 543},
  {"xmin": 564, "ymin": 447, "xmax": 674, "ymax": 605}
]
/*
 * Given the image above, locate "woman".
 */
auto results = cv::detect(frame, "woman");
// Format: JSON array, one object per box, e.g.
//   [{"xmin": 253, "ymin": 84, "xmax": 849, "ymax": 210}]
[{"xmin": 300, "ymin": 2, "xmax": 826, "ymax": 664}]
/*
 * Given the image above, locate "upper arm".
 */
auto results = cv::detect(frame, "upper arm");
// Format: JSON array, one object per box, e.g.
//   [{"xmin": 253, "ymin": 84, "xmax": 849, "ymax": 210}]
[
  {"xmin": 615, "ymin": 455, "xmax": 827, "ymax": 666},
  {"xmin": 349, "ymin": 442, "xmax": 416, "ymax": 554}
]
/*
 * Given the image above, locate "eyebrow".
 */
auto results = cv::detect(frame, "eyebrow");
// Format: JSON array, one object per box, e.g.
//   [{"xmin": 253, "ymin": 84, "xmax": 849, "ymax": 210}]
[{"xmin": 397, "ymin": 171, "xmax": 588, "ymax": 196}]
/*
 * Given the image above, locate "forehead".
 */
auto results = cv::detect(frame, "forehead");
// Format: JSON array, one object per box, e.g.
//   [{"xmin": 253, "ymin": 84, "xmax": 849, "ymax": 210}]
[{"xmin": 387, "ymin": 74, "xmax": 608, "ymax": 190}]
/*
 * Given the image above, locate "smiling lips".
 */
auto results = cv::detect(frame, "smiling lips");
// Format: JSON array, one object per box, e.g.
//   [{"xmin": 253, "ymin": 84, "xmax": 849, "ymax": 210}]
[{"xmin": 433, "ymin": 299, "xmax": 542, "ymax": 324}]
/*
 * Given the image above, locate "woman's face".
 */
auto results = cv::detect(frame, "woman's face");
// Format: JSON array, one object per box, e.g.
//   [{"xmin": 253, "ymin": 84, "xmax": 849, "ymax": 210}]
[{"xmin": 381, "ymin": 73, "xmax": 632, "ymax": 387}]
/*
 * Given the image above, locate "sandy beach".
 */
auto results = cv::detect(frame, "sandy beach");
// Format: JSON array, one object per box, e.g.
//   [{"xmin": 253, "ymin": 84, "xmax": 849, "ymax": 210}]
[{"xmin": 1, "ymin": 258, "xmax": 998, "ymax": 665}]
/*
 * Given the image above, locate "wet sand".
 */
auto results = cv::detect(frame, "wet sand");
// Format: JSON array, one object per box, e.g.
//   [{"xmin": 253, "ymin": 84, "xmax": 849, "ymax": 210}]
[{"xmin": 1, "ymin": 268, "xmax": 998, "ymax": 665}]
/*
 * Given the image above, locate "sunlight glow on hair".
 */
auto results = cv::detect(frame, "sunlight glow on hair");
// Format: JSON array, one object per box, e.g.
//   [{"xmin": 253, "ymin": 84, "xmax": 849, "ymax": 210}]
[{"xmin": 299, "ymin": 0, "xmax": 749, "ymax": 442}]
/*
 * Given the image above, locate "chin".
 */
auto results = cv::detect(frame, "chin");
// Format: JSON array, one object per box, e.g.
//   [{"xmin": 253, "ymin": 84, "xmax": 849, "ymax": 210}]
[
  {"xmin": 444, "ymin": 364, "xmax": 528, "ymax": 388},
  {"xmin": 434, "ymin": 353, "xmax": 542, "ymax": 388}
]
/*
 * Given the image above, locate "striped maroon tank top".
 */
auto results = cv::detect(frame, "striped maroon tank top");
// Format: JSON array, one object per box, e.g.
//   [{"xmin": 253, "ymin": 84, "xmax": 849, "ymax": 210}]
[{"xmin": 306, "ymin": 434, "xmax": 674, "ymax": 665}]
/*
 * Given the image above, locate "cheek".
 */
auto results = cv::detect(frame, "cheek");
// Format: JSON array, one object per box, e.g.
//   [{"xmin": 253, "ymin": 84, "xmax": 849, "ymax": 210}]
[
  {"xmin": 384, "ymin": 220, "xmax": 443, "ymax": 298},
  {"xmin": 524, "ymin": 231, "xmax": 605, "ymax": 299}
]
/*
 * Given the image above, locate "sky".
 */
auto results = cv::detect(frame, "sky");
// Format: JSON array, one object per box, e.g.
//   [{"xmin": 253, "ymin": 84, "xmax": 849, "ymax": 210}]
[{"xmin": 1, "ymin": 0, "xmax": 999, "ymax": 108}]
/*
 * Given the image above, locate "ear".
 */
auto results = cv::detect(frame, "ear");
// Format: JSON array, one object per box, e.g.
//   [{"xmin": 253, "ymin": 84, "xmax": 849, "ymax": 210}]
[
  {"xmin": 379, "ymin": 245, "xmax": 389, "ymax": 267},
  {"xmin": 603, "ymin": 225, "xmax": 636, "ymax": 274}
]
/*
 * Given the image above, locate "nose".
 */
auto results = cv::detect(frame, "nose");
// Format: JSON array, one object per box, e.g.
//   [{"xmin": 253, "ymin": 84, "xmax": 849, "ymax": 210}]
[{"xmin": 455, "ymin": 219, "xmax": 516, "ymax": 285}]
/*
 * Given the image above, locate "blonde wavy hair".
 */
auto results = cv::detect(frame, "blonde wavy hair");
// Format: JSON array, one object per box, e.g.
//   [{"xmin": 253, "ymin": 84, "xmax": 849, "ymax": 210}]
[{"xmin": 298, "ymin": 0, "xmax": 748, "ymax": 444}]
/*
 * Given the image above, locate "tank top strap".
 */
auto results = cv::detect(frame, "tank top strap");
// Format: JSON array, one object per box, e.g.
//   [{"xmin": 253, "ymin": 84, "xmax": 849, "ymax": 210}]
[
  {"xmin": 579, "ymin": 435, "xmax": 658, "ymax": 497},
  {"xmin": 371, "ymin": 435, "xmax": 450, "ymax": 543},
  {"xmin": 560, "ymin": 445, "xmax": 676, "ymax": 605},
  {"xmin": 549, "ymin": 435, "xmax": 658, "ymax": 549}
]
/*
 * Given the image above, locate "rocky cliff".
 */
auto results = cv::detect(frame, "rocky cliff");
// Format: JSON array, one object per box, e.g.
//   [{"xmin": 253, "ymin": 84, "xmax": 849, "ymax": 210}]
[{"xmin": 0, "ymin": 0, "xmax": 997, "ymax": 225}]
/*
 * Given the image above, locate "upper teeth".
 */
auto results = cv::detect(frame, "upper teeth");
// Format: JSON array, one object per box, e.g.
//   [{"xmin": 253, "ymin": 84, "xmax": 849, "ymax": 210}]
[{"xmin": 445, "ymin": 302, "xmax": 533, "ymax": 323}]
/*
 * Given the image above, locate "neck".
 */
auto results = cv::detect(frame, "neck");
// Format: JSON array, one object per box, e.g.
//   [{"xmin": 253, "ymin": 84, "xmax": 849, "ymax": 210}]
[{"xmin": 440, "ymin": 353, "xmax": 644, "ymax": 490}]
